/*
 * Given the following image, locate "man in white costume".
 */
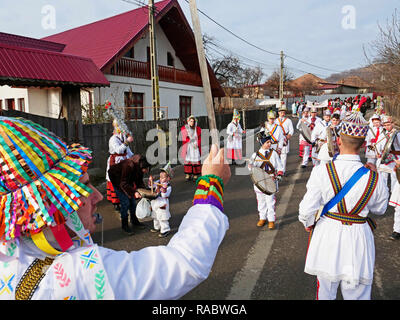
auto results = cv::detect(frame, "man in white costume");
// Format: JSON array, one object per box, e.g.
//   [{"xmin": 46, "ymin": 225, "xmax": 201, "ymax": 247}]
[
  {"xmin": 316, "ymin": 113, "xmax": 341, "ymax": 165},
  {"xmin": 311, "ymin": 109, "xmax": 331, "ymax": 166},
  {"xmin": 298, "ymin": 111, "xmax": 389, "ymax": 300},
  {"xmin": 376, "ymin": 115, "xmax": 400, "ymax": 195},
  {"xmin": 248, "ymin": 132, "xmax": 284, "ymax": 229},
  {"xmin": 296, "ymin": 107, "xmax": 313, "ymax": 168},
  {"xmin": 259, "ymin": 110, "xmax": 285, "ymax": 154},
  {"xmin": 388, "ymin": 160, "xmax": 400, "ymax": 240},
  {"xmin": 226, "ymin": 109, "xmax": 244, "ymax": 165},
  {"xmin": 0, "ymin": 117, "xmax": 231, "ymax": 300},
  {"xmin": 365, "ymin": 114, "xmax": 383, "ymax": 165},
  {"xmin": 275, "ymin": 104, "xmax": 294, "ymax": 175}
]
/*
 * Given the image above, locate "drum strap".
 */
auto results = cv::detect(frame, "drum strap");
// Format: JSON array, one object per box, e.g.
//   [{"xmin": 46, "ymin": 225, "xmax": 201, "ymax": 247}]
[
  {"xmin": 268, "ymin": 125, "xmax": 278, "ymax": 144},
  {"xmin": 256, "ymin": 151, "xmax": 275, "ymax": 174}
]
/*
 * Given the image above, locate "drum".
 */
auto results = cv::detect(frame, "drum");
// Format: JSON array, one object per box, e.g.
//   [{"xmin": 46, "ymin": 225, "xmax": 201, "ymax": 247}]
[
  {"xmin": 298, "ymin": 121, "xmax": 312, "ymax": 144},
  {"xmin": 250, "ymin": 167, "xmax": 277, "ymax": 195},
  {"xmin": 137, "ymin": 188, "xmax": 159, "ymax": 200},
  {"xmin": 326, "ymin": 126, "xmax": 335, "ymax": 157},
  {"xmin": 381, "ymin": 129, "xmax": 399, "ymax": 164}
]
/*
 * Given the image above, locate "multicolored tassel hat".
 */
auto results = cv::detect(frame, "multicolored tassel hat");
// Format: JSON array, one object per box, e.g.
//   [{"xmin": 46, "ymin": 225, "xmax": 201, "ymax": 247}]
[
  {"xmin": 340, "ymin": 111, "xmax": 369, "ymax": 139},
  {"xmin": 0, "ymin": 117, "xmax": 93, "ymax": 255},
  {"xmin": 232, "ymin": 109, "xmax": 241, "ymax": 121}
]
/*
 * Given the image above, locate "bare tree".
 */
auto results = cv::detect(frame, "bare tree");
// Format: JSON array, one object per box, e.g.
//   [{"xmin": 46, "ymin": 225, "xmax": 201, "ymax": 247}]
[{"xmin": 364, "ymin": 9, "xmax": 400, "ymax": 120}]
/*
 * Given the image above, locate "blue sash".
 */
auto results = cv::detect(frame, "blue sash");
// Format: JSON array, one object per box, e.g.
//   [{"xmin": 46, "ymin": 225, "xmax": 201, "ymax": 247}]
[{"xmin": 320, "ymin": 166, "xmax": 369, "ymax": 218}]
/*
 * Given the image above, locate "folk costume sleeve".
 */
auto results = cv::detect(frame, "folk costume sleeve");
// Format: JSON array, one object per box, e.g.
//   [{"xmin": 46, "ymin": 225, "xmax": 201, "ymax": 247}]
[
  {"xmin": 100, "ymin": 174, "xmax": 229, "ymax": 300},
  {"xmin": 298, "ymin": 165, "xmax": 324, "ymax": 227}
]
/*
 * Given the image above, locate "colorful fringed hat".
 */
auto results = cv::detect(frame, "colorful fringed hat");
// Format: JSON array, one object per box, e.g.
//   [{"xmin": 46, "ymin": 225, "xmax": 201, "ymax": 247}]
[
  {"xmin": 267, "ymin": 110, "xmax": 276, "ymax": 119},
  {"xmin": 232, "ymin": 109, "xmax": 241, "ymax": 120},
  {"xmin": 0, "ymin": 117, "xmax": 93, "ymax": 247},
  {"xmin": 340, "ymin": 111, "xmax": 369, "ymax": 139}
]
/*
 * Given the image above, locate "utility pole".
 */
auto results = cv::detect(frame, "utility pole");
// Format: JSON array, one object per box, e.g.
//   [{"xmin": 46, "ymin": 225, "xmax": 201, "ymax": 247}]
[
  {"xmin": 279, "ymin": 50, "xmax": 284, "ymax": 102},
  {"xmin": 148, "ymin": 0, "xmax": 160, "ymax": 125},
  {"xmin": 189, "ymin": 0, "xmax": 219, "ymax": 144}
]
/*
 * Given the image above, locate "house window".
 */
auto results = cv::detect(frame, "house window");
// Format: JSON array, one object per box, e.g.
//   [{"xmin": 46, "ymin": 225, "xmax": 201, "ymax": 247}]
[
  {"xmin": 167, "ymin": 52, "xmax": 174, "ymax": 67},
  {"xmin": 18, "ymin": 98, "xmax": 25, "ymax": 112},
  {"xmin": 6, "ymin": 99, "xmax": 15, "ymax": 110},
  {"xmin": 179, "ymin": 96, "xmax": 192, "ymax": 120},
  {"xmin": 125, "ymin": 92, "xmax": 144, "ymax": 120},
  {"xmin": 0, "ymin": 100, "xmax": 2, "ymax": 110},
  {"xmin": 124, "ymin": 47, "xmax": 134, "ymax": 59}
]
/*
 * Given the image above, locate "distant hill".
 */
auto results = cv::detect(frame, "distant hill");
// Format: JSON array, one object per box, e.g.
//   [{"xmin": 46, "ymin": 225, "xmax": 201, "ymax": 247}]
[{"xmin": 325, "ymin": 64, "xmax": 383, "ymax": 86}]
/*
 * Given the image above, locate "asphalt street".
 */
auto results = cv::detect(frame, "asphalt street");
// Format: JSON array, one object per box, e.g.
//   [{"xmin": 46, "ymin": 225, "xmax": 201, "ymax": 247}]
[{"xmin": 92, "ymin": 116, "xmax": 399, "ymax": 300}]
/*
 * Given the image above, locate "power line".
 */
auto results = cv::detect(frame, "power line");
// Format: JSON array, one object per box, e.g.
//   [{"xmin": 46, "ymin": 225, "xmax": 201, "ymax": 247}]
[{"xmin": 182, "ymin": 0, "xmax": 343, "ymax": 74}]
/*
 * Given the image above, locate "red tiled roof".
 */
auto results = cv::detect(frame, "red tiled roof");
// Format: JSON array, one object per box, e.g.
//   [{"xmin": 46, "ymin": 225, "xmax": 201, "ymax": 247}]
[
  {"xmin": 0, "ymin": 43, "xmax": 110, "ymax": 87},
  {"xmin": 0, "ymin": 32, "xmax": 65, "ymax": 52},
  {"xmin": 42, "ymin": 0, "xmax": 173, "ymax": 70}
]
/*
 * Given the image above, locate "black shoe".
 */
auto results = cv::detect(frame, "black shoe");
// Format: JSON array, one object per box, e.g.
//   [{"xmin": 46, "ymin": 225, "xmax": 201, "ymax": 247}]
[
  {"xmin": 132, "ymin": 221, "xmax": 146, "ymax": 229},
  {"xmin": 158, "ymin": 231, "xmax": 170, "ymax": 238},
  {"xmin": 122, "ymin": 219, "xmax": 134, "ymax": 235},
  {"xmin": 389, "ymin": 232, "xmax": 400, "ymax": 240},
  {"xmin": 150, "ymin": 228, "xmax": 160, "ymax": 233},
  {"xmin": 301, "ymin": 165, "xmax": 307, "ymax": 169}
]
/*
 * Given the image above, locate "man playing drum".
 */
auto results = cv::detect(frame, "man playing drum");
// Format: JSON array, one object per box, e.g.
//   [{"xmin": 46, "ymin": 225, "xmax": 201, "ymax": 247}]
[
  {"xmin": 296, "ymin": 107, "xmax": 313, "ymax": 168},
  {"xmin": 311, "ymin": 110, "xmax": 332, "ymax": 166},
  {"xmin": 248, "ymin": 132, "xmax": 284, "ymax": 230},
  {"xmin": 275, "ymin": 104, "xmax": 294, "ymax": 175},
  {"xmin": 316, "ymin": 113, "xmax": 341, "ymax": 165}
]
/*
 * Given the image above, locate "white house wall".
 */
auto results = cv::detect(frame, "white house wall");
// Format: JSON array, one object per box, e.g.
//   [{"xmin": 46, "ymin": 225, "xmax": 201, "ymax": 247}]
[
  {"xmin": 27, "ymin": 88, "xmax": 61, "ymax": 118},
  {"xmin": 0, "ymin": 85, "xmax": 29, "ymax": 112},
  {"xmin": 133, "ymin": 24, "xmax": 185, "ymax": 70},
  {"xmin": 95, "ymin": 75, "xmax": 207, "ymax": 120}
]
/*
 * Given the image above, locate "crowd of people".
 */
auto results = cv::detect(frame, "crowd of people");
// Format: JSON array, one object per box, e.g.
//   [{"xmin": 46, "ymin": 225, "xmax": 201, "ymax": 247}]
[{"xmin": 0, "ymin": 92, "xmax": 398, "ymax": 300}]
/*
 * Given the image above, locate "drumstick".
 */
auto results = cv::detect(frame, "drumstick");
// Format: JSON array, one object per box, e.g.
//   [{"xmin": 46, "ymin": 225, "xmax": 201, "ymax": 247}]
[{"xmin": 244, "ymin": 158, "xmax": 269, "ymax": 162}]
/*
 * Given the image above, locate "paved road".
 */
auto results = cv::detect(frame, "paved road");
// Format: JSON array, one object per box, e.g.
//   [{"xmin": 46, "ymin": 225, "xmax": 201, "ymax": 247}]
[{"xmin": 93, "ymin": 116, "xmax": 399, "ymax": 300}]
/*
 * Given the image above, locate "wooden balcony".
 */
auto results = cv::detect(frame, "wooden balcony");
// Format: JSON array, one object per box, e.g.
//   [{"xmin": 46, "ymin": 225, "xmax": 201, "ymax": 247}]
[{"xmin": 109, "ymin": 57, "xmax": 202, "ymax": 87}]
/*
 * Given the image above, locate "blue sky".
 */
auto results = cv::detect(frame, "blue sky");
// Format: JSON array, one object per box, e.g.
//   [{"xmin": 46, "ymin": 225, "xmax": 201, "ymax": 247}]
[{"xmin": 0, "ymin": 0, "xmax": 398, "ymax": 79}]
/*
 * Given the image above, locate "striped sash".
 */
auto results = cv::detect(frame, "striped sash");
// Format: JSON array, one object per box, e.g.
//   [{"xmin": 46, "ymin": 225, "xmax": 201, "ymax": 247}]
[
  {"xmin": 326, "ymin": 162, "xmax": 378, "ymax": 228},
  {"xmin": 268, "ymin": 125, "xmax": 278, "ymax": 144},
  {"xmin": 256, "ymin": 151, "xmax": 275, "ymax": 174}
]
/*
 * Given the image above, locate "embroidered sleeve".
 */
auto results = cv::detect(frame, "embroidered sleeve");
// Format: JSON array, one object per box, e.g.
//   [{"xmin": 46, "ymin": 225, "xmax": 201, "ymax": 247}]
[{"xmin": 193, "ymin": 175, "xmax": 224, "ymax": 212}]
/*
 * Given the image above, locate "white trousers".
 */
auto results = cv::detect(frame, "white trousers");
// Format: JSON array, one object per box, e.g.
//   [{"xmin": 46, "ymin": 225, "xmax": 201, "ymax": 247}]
[
  {"xmin": 380, "ymin": 171, "xmax": 397, "ymax": 194},
  {"xmin": 255, "ymin": 191, "xmax": 276, "ymax": 222},
  {"xmin": 302, "ymin": 146, "xmax": 310, "ymax": 166},
  {"xmin": 393, "ymin": 206, "xmax": 400, "ymax": 233},
  {"xmin": 153, "ymin": 218, "xmax": 170, "ymax": 233},
  {"xmin": 317, "ymin": 277, "xmax": 371, "ymax": 300},
  {"xmin": 280, "ymin": 152, "xmax": 288, "ymax": 173}
]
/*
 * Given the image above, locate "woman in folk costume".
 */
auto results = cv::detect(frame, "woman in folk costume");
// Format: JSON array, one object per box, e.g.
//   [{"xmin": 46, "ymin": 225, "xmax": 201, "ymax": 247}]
[
  {"xmin": 298, "ymin": 111, "xmax": 389, "ymax": 300},
  {"xmin": 149, "ymin": 162, "xmax": 173, "ymax": 238},
  {"xmin": 365, "ymin": 114, "xmax": 383, "ymax": 165},
  {"xmin": 181, "ymin": 115, "xmax": 201, "ymax": 181},
  {"xmin": 226, "ymin": 109, "xmax": 244, "ymax": 165},
  {"xmin": 248, "ymin": 132, "xmax": 284, "ymax": 230},
  {"xmin": 106, "ymin": 119, "xmax": 134, "ymax": 210},
  {"xmin": 0, "ymin": 117, "xmax": 231, "ymax": 300},
  {"xmin": 275, "ymin": 104, "xmax": 294, "ymax": 175},
  {"xmin": 259, "ymin": 110, "xmax": 284, "ymax": 154}
]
